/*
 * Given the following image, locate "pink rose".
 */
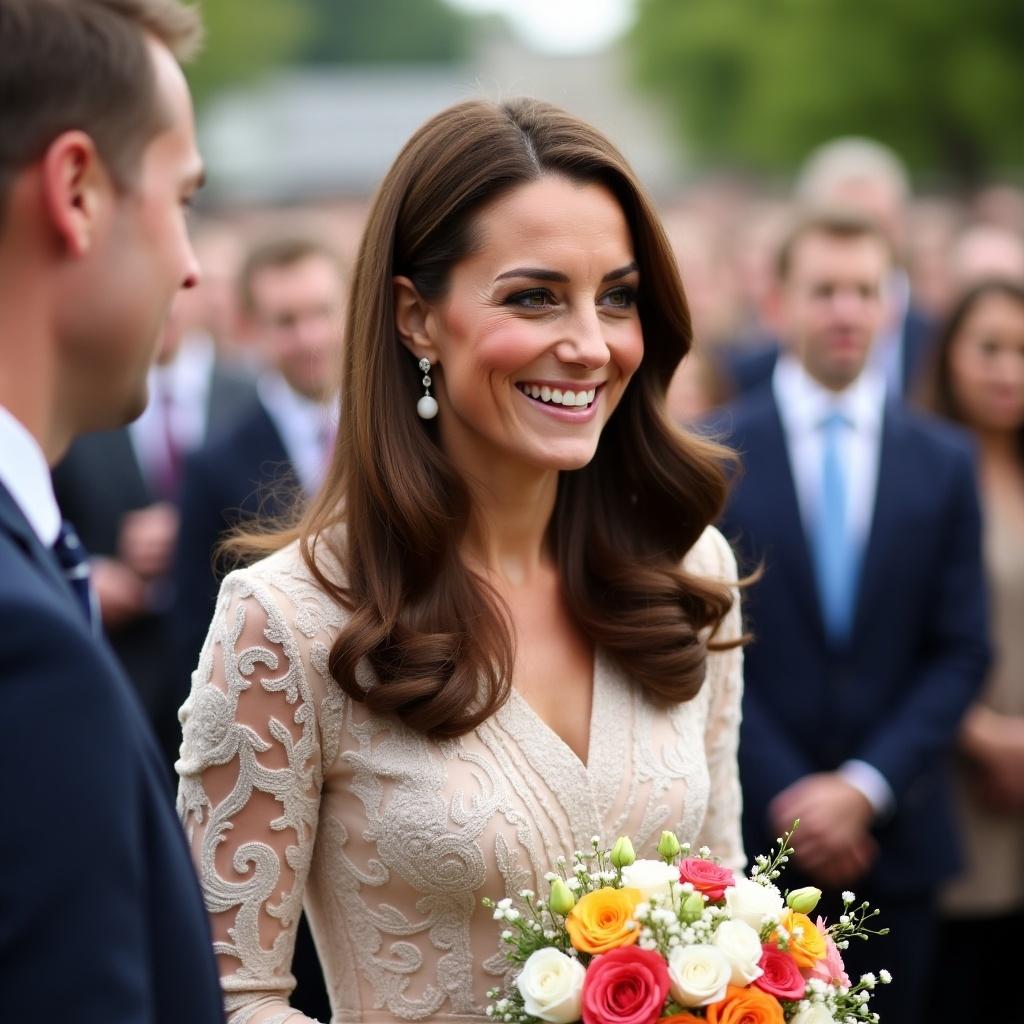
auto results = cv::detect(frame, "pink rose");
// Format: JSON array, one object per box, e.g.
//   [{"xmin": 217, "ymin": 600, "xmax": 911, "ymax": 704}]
[
  {"xmin": 678, "ymin": 858, "xmax": 736, "ymax": 903},
  {"xmin": 804, "ymin": 917, "xmax": 850, "ymax": 988},
  {"xmin": 753, "ymin": 945, "xmax": 806, "ymax": 1001},
  {"xmin": 582, "ymin": 946, "xmax": 671, "ymax": 1024}
]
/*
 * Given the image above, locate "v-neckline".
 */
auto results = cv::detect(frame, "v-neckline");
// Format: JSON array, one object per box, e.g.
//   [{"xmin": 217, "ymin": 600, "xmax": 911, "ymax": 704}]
[{"xmin": 507, "ymin": 648, "xmax": 604, "ymax": 772}]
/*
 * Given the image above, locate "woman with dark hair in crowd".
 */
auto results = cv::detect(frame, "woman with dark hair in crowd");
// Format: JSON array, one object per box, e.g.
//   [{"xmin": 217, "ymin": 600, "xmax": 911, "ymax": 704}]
[
  {"xmin": 923, "ymin": 279, "xmax": 1024, "ymax": 1014},
  {"xmin": 175, "ymin": 98, "xmax": 745, "ymax": 1024}
]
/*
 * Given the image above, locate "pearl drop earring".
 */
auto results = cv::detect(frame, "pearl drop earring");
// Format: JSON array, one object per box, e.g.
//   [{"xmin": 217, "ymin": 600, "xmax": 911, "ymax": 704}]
[{"xmin": 417, "ymin": 357, "xmax": 438, "ymax": 420}]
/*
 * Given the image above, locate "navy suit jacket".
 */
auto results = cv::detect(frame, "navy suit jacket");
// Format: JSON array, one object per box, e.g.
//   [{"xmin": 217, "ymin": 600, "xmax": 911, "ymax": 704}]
[
  {"xmin": 0, "ymin": 483, "xmax": 223, "ymax": 1022},
  {"xmin": 714, "ymin": 386, "xmax": 989, "ymax": 895},
  {"xmin": 722, "ymin": 305, "xmax": 936, "ymax": 400}
]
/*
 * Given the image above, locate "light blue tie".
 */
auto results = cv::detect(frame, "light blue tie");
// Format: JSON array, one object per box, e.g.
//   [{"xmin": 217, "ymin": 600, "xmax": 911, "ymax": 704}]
[{"xmin": 813, "ymin": 411, "xmax": 857, "ymax": 643}]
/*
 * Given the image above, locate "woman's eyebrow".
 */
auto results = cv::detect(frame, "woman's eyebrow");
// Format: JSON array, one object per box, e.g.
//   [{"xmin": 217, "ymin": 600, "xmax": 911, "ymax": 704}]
[
  {"xmin": 602, "ymin": 261, "xmax": 639, "ymax": 282},
  {"xmin": 493, "ymin": 261, "xmax": 639, "ymax": 284},
  {"xmin": 494, "ymin": 267, "xmax": 568, "ymax": 283}
]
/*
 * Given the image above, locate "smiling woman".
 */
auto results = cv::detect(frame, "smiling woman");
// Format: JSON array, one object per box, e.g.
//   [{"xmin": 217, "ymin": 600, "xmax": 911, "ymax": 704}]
[
  {"xmin": 394, "ymin": 175, "xmax": 644, "ymax": 477},
  {"xmin": 178, "ymin": 98, "xmax": 748, "ymax": 1024}
]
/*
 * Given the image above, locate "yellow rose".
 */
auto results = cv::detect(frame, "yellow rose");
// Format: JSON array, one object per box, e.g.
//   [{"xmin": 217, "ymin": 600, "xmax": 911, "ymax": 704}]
[
  {"xmin": 777, "ymin": 910, "xmax": 826, "ymax": 969},
  {"xmin": 565, "ymin": 886, "xmax": 642, "ymax": 955}
]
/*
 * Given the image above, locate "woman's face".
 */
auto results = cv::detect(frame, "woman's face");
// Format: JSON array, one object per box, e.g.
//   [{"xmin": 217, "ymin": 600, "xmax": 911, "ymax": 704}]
[
  {"xmin": 413, "ymin": 174, "xmax": 644, "ymax": 478},
  {"xmin": 949, "ymin": 291, "xmax": 1024, "ymax": 434}
]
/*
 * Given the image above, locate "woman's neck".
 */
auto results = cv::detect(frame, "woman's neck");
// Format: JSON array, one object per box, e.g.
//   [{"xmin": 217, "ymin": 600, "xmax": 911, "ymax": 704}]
[{"xmin": 460, "ymin": 464, "xmax": 559, "ymax": 587}]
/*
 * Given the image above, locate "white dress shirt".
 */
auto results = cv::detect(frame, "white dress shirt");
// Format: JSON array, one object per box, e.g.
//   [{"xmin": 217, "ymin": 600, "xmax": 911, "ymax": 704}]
[
  {"xmin": 0, "ymin": 404, "xmax": 61, "ymax": 547},
  {"xmin": 771, "ymin": 355, "xmax": 895, "ymax": 817},
  {"xmin": 772, "ymin": 354, "xmax": 885, "ymax": 552},
  {"xmin": 257, "ymin": 373, "xmax": 338, "ymax": 498},
  {"xmin": 868, "ymin": 268, "xmax": 911, "ymax": 396},
  {"xmin": 129, "ymin": 332, "xmax": 216, "ymax": 492}
]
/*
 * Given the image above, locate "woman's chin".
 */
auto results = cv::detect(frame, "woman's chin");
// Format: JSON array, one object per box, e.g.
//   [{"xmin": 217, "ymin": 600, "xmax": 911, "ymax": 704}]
[{"xmin": 523, "ymin": 441, "xmax": 601, "ymax": 473}]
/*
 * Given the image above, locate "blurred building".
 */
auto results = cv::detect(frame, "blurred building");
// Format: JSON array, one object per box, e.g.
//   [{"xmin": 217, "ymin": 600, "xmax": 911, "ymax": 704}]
[{"xmin": 198, "ymin": 30, "xmax": 682, "ymax": 205}]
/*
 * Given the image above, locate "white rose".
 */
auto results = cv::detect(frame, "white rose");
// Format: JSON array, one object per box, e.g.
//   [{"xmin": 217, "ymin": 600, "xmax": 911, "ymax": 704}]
[
  {"xmin": 724, "ymin": 878, "xmax": 784, "ymax": 931},
  {"xmin": 515, "ymin": 947, "xmax": 586, "ymax": 1024},
  {"xmin": 790, "ymin": 1005, "xmax": 836, "ymax": 1024},
  {"xmin": 620, "ymin": 858, "xmax": 679, "ymax": 901},
  {"xmin": 667, "ymin": 943, "xmax": 731, "ymax": 1007},
  {"xmin": 713, "ymin": 919, "xmax": 764, "ymax": 985}
]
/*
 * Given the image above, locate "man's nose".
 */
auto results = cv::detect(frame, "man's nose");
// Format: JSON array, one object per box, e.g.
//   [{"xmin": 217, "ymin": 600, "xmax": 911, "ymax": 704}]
[{"xmin": 181, "ymin": 244, "xmax": 201, "ymax": 291}]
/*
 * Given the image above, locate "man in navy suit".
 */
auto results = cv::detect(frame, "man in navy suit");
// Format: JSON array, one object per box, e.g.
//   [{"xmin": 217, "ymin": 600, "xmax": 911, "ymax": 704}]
[
  {"xmin": 0, "ymin": 1, "xmax": 222, "ymax": 1019},
  {"xmin": 715, "ymin": 209, "xmax": 989, "ymax": 1024}
]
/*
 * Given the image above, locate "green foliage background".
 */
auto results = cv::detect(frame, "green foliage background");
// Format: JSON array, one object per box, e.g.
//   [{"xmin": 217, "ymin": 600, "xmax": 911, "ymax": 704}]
[
  {"xmin": 186, "ymin": 0, "xmax": 472, "ymax": 109},
  {"xmin": 184, "ymin": 0, "xmax": 1024, "ymax": 187},
  {"xmin": 630, "ymin": 0, "xmax": 1024, "ymax": 186}
]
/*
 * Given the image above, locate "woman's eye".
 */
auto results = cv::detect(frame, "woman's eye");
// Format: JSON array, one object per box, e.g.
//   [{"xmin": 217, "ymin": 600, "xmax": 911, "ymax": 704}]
[
  {"xmin": 602, "ymin": 286, "xmax": 637, "ymax": 308},
  {"xmin": 509, "ymin": 289, "xmax": 555, "ymax": 309}
]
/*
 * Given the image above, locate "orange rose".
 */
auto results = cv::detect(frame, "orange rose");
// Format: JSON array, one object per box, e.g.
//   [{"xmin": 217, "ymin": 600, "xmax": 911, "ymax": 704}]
[
  {"xmin": 705, "ymin": 985, "xmax": 785, "ymax": 1024},
  {"xmin": 565, "ymin": 886, "xmax": 642, "ymax": 954},
  {"xmin": 660, "ymin": 1015, "xmax": 706, "ymax": 1023},
  {"xmin": 776, "ymin": 910, "xmax": 826, "ymax": 969}
]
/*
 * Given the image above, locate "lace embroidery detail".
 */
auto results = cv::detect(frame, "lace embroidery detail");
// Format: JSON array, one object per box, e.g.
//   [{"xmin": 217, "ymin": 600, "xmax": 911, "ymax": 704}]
[{"xmin": 177, "ymin": 526, "xmax": 745, "ymax": 1023}]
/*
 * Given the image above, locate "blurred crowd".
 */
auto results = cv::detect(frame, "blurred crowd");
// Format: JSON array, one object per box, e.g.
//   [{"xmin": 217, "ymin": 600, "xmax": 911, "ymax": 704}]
[{"xmin": 51, "ymin": 135, "xmax": 1024, "ymax": 1021}]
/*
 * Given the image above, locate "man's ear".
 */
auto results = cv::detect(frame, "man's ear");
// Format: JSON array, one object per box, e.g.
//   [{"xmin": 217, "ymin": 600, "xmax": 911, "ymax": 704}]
[
  {"xmin": 393, "ymin": 275, "xmax": 440, "ymax": 364},
  {"xmin": 40, "ymin": 130, "xmax": 112, "ymax": 258}
]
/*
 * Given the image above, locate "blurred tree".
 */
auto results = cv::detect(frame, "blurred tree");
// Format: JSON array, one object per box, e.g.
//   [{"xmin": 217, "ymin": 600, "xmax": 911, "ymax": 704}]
[
  {"xmin": 187, "ymin": 0, "xmax": 311, "ymax": 108},
  {"xmin": 300, "ymin": 0, "xmax": 471, "ymax": 64},
  {"xmin": 631, "ymin": 0, "xmax": 1024, "ymax": 187}
]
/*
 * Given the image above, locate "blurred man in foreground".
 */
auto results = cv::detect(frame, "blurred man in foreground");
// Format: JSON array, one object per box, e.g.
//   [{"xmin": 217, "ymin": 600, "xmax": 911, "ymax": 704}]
[{"xmin": 0, "ymin": 0, "xmax": 223, "ymax": 1019}]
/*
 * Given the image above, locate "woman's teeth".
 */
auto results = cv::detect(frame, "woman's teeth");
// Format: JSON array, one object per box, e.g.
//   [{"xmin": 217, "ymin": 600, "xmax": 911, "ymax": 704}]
[{"xmin": 518, "ymin": 384, "xmax": 597, "ymax": 408}]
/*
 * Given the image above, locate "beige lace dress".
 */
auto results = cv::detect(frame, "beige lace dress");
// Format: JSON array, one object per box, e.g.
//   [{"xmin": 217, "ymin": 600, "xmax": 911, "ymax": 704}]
[{"xmin": 176, "ymin": 525, "xmax": 745, "ymax": 1024}]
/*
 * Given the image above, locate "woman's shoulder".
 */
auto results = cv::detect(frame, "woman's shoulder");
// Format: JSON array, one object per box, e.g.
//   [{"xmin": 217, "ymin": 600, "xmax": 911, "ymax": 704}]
[
  {"xmin": 682, "ymin": 524, "xmax": 738, "ymax": 584},
  {"xmin": 219, "ymin": 534, "xmax": 349, "ymax": 632}
]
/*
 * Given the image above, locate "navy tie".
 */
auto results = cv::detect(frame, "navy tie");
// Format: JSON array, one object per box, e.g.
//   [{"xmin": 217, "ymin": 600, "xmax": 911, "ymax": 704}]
[{"xmin": 53, "ymin": 520, "xmax": 97, "ymax": 632}]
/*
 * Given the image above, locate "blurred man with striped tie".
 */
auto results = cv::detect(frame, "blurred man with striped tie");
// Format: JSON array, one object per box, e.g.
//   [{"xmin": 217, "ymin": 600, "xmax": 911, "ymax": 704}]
[
  {"xmin": 713, "ymin": 208, "xmax": 989, "ymax": 1024},
  {"xmin": 0, "ymin": 1, "xmax": 223, "ymax": 1020}
]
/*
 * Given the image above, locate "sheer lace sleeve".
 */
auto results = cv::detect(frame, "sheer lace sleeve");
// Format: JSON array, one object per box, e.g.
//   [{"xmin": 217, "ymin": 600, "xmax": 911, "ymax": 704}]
[
  {"xmin": 176, "ymin": 563, "xmax": 338, "ymax": 1024},
  {"xmin": 692, "ymin": 526, "xmax": 746, "ymax": 871}
]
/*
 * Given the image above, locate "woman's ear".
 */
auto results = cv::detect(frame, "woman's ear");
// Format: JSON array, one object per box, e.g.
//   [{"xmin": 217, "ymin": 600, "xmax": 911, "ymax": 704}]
[{"xmin": 393, "ymin": 275, "xmax": 440, "ymax": 363}]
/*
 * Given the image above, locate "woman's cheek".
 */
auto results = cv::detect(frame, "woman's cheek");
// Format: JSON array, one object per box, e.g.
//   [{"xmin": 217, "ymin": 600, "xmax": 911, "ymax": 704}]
[
  {"xmin": 477, "ymin": 322, "xmax": 555, "ymax": 374},
  {"xmin": 615, "ymin": 321, "xmax": 645, "ymax": 379}
]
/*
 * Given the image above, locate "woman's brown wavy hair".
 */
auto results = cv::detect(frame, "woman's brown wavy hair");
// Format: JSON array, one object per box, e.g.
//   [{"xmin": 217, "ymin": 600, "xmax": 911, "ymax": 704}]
[{"xmin": 236, "ymin": 97, "xmax": 742, "ymax": 738}]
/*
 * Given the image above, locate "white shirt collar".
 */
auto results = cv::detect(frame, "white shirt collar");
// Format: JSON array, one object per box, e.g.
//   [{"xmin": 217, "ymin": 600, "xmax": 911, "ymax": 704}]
[
  {"xmin": 257, "ymin": 372, "xmax": 338, "ymax": 496},
  {"xmin": 160, "ymin": 331, "xmax": 216, "ymax": 396},
  {"xmin": 0, "ymin": 404, "xmax": 62, "ymax": 546},
  {"xmin": 257, "ymin": 371, "xmax": 334, "ymax": 436},
  {"xmin": 772, "ymin": 353, "xmax": 887, "ymax": 438}
]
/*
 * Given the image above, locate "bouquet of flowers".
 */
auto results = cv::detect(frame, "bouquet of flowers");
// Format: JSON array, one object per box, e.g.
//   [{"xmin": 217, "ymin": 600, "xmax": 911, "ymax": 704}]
[{"xmin": 484, "ymin": 825, "xmax": 889, "ymax": 1024}]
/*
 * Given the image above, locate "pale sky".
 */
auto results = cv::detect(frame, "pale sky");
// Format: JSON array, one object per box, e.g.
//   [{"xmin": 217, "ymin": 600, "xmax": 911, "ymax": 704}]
[{"xmin": 445, "ymin": 0, "xmax": 635, "ymax": 54}]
